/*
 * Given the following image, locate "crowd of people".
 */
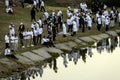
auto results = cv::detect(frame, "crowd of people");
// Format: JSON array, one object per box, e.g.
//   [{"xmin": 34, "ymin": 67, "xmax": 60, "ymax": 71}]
[{"xmin": 4, "ymin": 0, "xmax": 120, "ymax": 57}]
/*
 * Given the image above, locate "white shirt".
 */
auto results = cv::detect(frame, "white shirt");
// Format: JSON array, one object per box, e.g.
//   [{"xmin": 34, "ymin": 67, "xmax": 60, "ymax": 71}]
[
  {"xmin": 44, "ymin": 12, "xmax": 49, "ymax": 19},
  {"xmin": 38, "ymin": 19, "xmax": 42, "ymax": 27},
  {"xmin": 37, "ymin": 28, "xmax": 43, "ymax": 35},
  {"xmin": 5, "ymin": 35, "xmax": 9, "ymax": 43},
  {"xmin": 41, "ymin": 38, "xmax": 49, "ymax": 44},
  {"xmin": 62, "ymin": 23, "xmax": 67, "ymax": 34},
  {"xmin": 105, "ymin": 18, "xmax": 110, "ymax": 25},
  {"xmin": 5, "ymin": 0, "xmax": 9, "ymax": 7},
  {"xmin": 57, "ymin": 10, "xmax": 62, "ymax": 16},
  {"xmin": 14, "ymin": 36, "xmax": 18, "ymax": 43},
  {"xmin": 10, "ymin": 36, "xmax": 15, "ymax": 43},
  {"xmin": 33, "ymin": 29, "xmax": 38, "ymax": 36},
  {"xmin": 41, "ymin": 1, "xmax": 44, "ymax": 6},
  {"xmin": 97, "ymin": 17, "xmax": 102, "ymax": 24},
  {"xmin": 73, "ymin": 21, "xmax": 77, "ymax": 32},
  {"xmin": 67, "ymin": 18, "xmax": 72, "ymax": 25},
  {"xmin": 4, "ymin": 48, "xmax": 11, "ymax": 56}
]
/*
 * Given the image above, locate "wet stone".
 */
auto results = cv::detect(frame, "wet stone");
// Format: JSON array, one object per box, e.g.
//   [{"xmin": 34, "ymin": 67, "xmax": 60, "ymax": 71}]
[
  {"xmin": 15, "ymin": 54, "xmax": 34, "ymax": 65},
  {"xmin": 64, "ymin": 41, "xmax": 77, "ymax": 48},
  {"xmin": 98, "ymin": 34, "xmax": 109, "ymax": 39},
  {"xmin": 116, "ymin": 30, "xmax": 120, "ymax": 33},
  {"xmin": 32, "ymin": 49, "xmax": 51, "ymax": 59},
  {"xmin": 79, "ymin": 37, "xmax": 95, "ymax": 42},
  {"xmin": 90, "ymin": 35, "xmax": 103, "ymax": 41},
  {"xmin": 74, "ymin": 39, "xmax": 82, "ymax": 43},
  {"xmin": 21, "ymin": 52, "xmax": 44, "ymax": 61},
  {"xmin": 55, "ymin": 43, "xmax": 72, "ymax": 51},
  {"xmin": 106, "ymin": 31, "xmax": 118, "ymax": 37},
  {"xmin": 41, "ymin": 47, "xmax": 63, "ymax": 54}
]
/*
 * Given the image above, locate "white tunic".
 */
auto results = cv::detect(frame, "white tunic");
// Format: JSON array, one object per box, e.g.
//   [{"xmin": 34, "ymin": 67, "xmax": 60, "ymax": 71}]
[
  {"xmin": 62, "ymin": 23, "xmax": 67, "ymax": 35},
  {"xmin": 86, "ymin": 15, "xmax": 92, "ymax": 27},
  {"xmin": 4, "ymin": 48, "xmax": 11, "ymax": 56},
  {"xmin": 73, "ymin": 21, "xmax": 77, "ymax": 32}
]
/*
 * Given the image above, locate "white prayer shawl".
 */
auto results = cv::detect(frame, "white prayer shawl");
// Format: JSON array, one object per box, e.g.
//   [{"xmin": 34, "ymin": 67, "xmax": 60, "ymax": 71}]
[
  {"xmin": 62, "ymin": 23, "xmax": 67, "ymax": 35},
  {"xmin": 73, "ymin": 21, "xmax": 77, "ymax": 32}
]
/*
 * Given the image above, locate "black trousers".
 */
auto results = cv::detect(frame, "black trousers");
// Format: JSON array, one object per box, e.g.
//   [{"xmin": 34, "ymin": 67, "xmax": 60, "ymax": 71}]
[
  {"xmin": 37, "ymin": 34, "xmax": 42, "ymax": 44},
  {"xmin": 5, "ymin": 43, "xmax": 9, "ymax": 48},
  {"xmin": 97, "ymin": 24, "xmax": 102, "ymax": 31},
  {"xmin": 68, "ymin": 25, "xmax": 73, "ymax": 32},
  {"xmin": 40, "ymin": 6, "xmax": 45, "ymax": 12},
  {"xmin": 106, "ymin": 25, "xmax": 109, "ymax": 31},
  {"xmin": 33, "ymin": 36, "xmax": 37, "ymax": 45}
]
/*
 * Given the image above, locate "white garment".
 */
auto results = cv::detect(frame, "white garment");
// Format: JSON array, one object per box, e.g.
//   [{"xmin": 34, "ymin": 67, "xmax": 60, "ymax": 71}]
[
  {"xmin": 57, "ymin": 10, "xmax": 62, "ymax": 16},
  {"xmin": 101, "ymin": 15, "xmax": 105, "ymax": 26},
  {"xmin": 105, "ymin": 18, "xmax": 110, "ymax": 25},
  {"xmin": 38, "ymin": 19, "xmax": 42, "ymax": 27},
  {"xmin": 103, "ymin": 10, "xmax": 109, "ymax": 16},
  {"xmin": 37, "ymin": 27, "xmax": 43, "ymax": 35},
  {"xmin": 97, "ymin": 17, "xmax": 102, "ymax": 25},
  {"xmin": 41, "ymin": 1, "xmax": 44, "ymax": 6},
  {"xmin": 62, "ymin": 23, "xmax": 67, "ymax": 35},
  {"xmin": 118, "ymin": 13, "xmax": 120, "ymax": 22},
  {"xmin": 5, "ymin": 35, "xmax": 9, "ymax": 43},
  {"xmin": 4, "ymin": 48, "xmax": 11, "ymax": 56},
  {"xmin": 44, "ymin": 12, "xmax": 49, "ymax": 19},
  {"xmin": 10, "ymin": 36, "xmax": 15, "ymax": 43},
  {"xmin": 73, "ymin": 21, "xmax": 77, "ymax": 32},
  {"xmin": 5, "ymin": 0, "xmax": 9, "ymax": 7},
  {"xmin": 86, "ymin": 15, "xmax": 92, "ymax": 27},
  {"xmin": 67, "ymin": 18, "xmax": 72, "ymax": 25},
  {"xmin": 41, "ymin": 38, "xmax": 49, "ymax": 44}
]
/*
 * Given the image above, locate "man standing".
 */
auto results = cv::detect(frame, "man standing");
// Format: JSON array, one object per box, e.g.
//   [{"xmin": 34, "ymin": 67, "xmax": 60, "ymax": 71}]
[
  {"xmin": 40, "ymin": 0, "xmax": 45, "ymax": 12},
  {"xmin": 31, "ymin": 7, "xmax": 36, "ymax": 22},
  {"xmin": 5, "ymin": 33, "xmax": 10, "ymax": 48},
  {"xmin": 20, "ymin": 0, "xmax": 25, "ymax": 8}
]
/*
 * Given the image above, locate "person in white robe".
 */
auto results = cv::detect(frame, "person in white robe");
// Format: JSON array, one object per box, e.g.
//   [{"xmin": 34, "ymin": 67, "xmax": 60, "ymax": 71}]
[{"xmin": 62, "ymin": 22, "xmax": 67, "ymax": 37}]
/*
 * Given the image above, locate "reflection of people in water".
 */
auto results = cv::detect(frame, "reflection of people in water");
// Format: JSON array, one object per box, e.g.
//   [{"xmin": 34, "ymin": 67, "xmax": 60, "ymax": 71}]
[
  {"xmin": 110, "ymin": 37, "xmax": 118, "ymax": 53},
  {"xmin": 47, "ymin": 58, "xmax": 53, "ymax": 69},
  {"xmin": 97, "ymin": 41, "xmax": 102, "ymax": 54},
  {"xmin": 68, "ymin": 52, "xmax": 73, "ymax": 61},
  {"xmin": 37, "ymin": 67, "xmax": 43, "ymax": 77},
  {"xmin": 87, "ymin": 47, "xmax": 93, "ymax": 57},
  {"xmin": 61, "ymin": 53, "xmax": 68, "ymax": 67},
  {"xmin": 80, "ymin": 48, "xmax": 87, "ymax": 63},
  {"xmin": 53, "ymin": 58, "xmax": 58, "ymax": 73},
  {"xmin": 73, "ymin": 50, "xmax": 79, "ymax": 65}
]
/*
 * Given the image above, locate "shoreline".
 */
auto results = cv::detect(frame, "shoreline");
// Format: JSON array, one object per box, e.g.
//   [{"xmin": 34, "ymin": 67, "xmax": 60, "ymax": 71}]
[{"xmin": 0, "ymin": 30, "xmax": 120, "ymax": 79}]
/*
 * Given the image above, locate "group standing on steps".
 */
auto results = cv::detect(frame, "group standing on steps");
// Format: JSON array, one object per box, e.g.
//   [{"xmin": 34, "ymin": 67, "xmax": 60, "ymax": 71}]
[{"xmin": 3, "ymin": 0, "xmax": 120, "ymax": 57}]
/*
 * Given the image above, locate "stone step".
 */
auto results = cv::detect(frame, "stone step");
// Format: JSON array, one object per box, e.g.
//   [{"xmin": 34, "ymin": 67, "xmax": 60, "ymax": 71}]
[
  {"xmin": 40, "ymin": 47, "xmax": 63, "ymax": 54},
  {"xmin": 116, "ymin": 30, "xmax": 120, "ymax": 33},
  {"xmin": 106, "ymin": 31, "xmax": 118, "ymax": 37},
  {"xmin": 21, "ymin": 52, "xmax": 45, "ymax": 62},
  {"xmin": 32, "ymin": 49, "xmax": 51, "ymax": 59},
  {"xmin": 98, "ymin": 33, "xmax": 109, "ymax": 39},
  {"xmin": 79, "ymin": 37, "xmax": 95, "ymax": 42},
  {"xmin": 90, "ymin": 35, "xmax": 103, "ymax": 41},
  {"xmin": 15, "ymin": 54, "xmax": 34, "ymax": 65},
  {"xmin": 64, "ymin": 41, "xmax": 77, "ymax": 48},
  {"xmin": 55, "ymin": 43, "xmax": 72, "ymax": 51},
  {"xmin": 74, "ymin": 39, "xmax": 87, "ymax": 45}
]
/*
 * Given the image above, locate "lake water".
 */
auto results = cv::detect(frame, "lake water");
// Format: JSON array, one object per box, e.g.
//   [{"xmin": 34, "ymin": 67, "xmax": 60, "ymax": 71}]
[{"xmin": 5, "ymin": 37, "xmax": 120, "ymax": 80}]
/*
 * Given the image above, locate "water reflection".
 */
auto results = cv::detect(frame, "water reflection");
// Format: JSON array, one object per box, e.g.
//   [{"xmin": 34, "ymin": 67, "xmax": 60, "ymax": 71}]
[
  {"xmin": 97, "ymin": 37, "xmax": 118, "ymax": 54},
  {"xmin": 5, "ymin": 37, "xmax": 120, "ymax": 80}
]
